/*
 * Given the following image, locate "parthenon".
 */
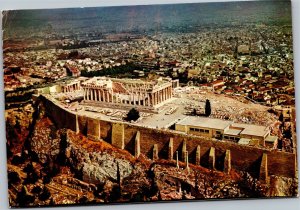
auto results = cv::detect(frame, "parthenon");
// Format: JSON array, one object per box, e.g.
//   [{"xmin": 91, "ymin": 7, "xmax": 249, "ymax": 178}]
[{"xmin": 81, "ymin": 77, "xmax": 178, "ymax": 110}]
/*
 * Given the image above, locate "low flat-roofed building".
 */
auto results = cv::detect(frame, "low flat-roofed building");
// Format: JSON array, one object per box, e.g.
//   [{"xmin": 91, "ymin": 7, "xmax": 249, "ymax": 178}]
[
  {"xmin": 223, "ymin": 128, "xmax": 243, "ymax": 142},
  {"xmin": 238, "ymin": 138, "xmax": 251, "ymax": 145},
  {"xmin": 265, "ymin": 135, "xmax": 278, "ymax": 149},
  {"xmin": 175, "ymin": 116, "xmax": 232, "ymax": 138},
  {"xmin": 175, "ymin": 116, "xmax": 277, "ymax": 148},
  {"xmin": 231, "ymin": 123, "xmax": 270, "ymax": 141}
]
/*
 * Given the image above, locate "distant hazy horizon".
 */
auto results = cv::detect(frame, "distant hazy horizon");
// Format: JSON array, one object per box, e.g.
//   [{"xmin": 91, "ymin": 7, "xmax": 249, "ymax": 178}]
[{"xmin": 3, "ymin": 1, "xmax": 292, "ymax": 39}]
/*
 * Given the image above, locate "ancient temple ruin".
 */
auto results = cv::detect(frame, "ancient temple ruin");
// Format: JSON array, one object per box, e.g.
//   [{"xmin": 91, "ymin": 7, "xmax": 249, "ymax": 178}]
[{"xmin": 81, "ymin": 77, "xmax": 179, "ymax": 111}]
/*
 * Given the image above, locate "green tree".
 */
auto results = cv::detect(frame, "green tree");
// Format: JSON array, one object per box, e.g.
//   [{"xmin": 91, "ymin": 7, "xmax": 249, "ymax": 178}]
[
  {"xmin": 125, "ymin": 108, "xmax": 140, "ymax": 122},
  {"xmin": 39, "ymin": 187, "xmax": 51, "ymax": 201},
  {"xmin": 205, "ymin": 99, "xmax": 211, "ymax": 117},
  {"xmin": 192, "ymin": 108, "xmax": 197, "ymax": 116},
  {"xmin": 279, "ymin": 113, "xmax": 284, "ymax": 122}
]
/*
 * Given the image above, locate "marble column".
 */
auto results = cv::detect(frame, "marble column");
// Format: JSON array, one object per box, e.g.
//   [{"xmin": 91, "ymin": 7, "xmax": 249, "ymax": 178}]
[
  {"xmin": 92, "ymin": 89, "xmax": 95, "ymax": 101},
  {"xmin": 151, "ymin": 93, "xmax": 154, "ymax": 106},
  {"xmin": 150, "ymin": 94, "xmax": 153, "ymax": 106},
  {"xmin": 105, "ymin": 91, "xmax": 108, "ymax": 102},
  {"xmin": 165, "ymin": 88, "xmax": 167, "ymax": 100},
  {"xmin": 166, "ymin": 88, "xmax": 168, "ymax": 99},
  {"xmin": 106, "ymin": 91, "xmax": 110, "ymax": 103},
  {"xmin": 93, "ymin": 89, "xmax": 96, "ymax": 101},
  {"xmin": 111, "ymin": 92, "xmax": 114, "ymax": 103},
  {"xmin": 104, "ymin": 90, "xmax": 107, "ymax": 102},
  {"xmin": 100, "ymin": 89, "xmax": 103, "ymax": 101},
  {"xmin": 132, "ymin": 94, "xmax": 135, "ymax": 105},
  {"xmin": 151, "ymin": 93, "xmax": 155, "ymax": 106},
  {"xmin": 152, "ymin": 93, "xmax": 155, "ymax": 105},
  {"xmin": 97, "ymin": 89, "xmax": 100, "ymax": 101},
  {"xmin": 160, "ymin": 90, "xmax": 163, "ymax": 103}
]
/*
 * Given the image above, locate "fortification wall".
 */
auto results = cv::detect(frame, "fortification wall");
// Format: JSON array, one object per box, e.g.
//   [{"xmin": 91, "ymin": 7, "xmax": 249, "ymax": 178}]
[
  {"xmin": 43, "ymin": 96, "xmax": 76, "ymax": 131},
  {"xmin": 108, "ymin": 122, "xmax": 296, "ymax": 178},
  {"xmin": 42, "ymin": 95, "xmax": 297, "ymax": 179}
]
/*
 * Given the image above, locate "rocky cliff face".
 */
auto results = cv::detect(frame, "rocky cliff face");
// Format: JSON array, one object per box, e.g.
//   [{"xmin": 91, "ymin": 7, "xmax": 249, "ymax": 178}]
[
  {"xmin": 6, "ymin": 100, "xmax": 298, "ymax": 207},
  {"xmin": 66, "ymin": 132, "xmax": 134, "ymax": 185},
  {"xmin": 6, "ymin": 103, "xmax": 34, "ymax": 155}
]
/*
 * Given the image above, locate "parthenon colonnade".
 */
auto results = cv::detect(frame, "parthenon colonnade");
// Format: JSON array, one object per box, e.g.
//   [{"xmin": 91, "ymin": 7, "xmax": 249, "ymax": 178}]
[{"xmin": 83, "ymin": 84, "xmax": 172, "ymax": 107}]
